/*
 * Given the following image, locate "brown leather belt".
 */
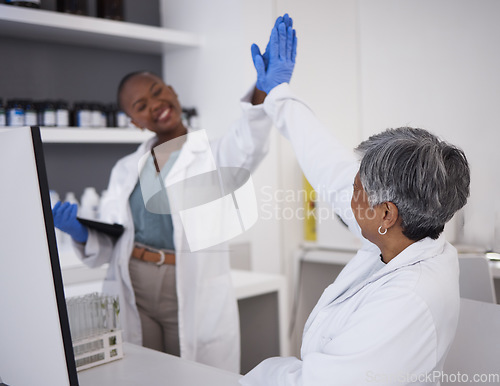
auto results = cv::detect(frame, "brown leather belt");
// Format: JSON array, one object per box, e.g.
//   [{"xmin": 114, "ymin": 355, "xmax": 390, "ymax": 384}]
[{"xmin": 131, "ymin": 243, "xmax": 175, "ymax": 266}]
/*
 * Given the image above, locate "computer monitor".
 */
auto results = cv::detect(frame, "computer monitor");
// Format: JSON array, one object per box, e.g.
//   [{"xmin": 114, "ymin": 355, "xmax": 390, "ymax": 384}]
[{"xmin": 0, "ymin": 127, "xmax": 78, "ymax": 385}]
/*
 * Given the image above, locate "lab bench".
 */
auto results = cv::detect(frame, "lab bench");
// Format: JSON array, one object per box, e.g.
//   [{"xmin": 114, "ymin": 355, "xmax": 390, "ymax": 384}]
[
  {"xmin": 61, "ymin": 253, "xmax": 288, "ymax": 375},
  {"xmin": 78, "ymin": 342, "xmax": 242, "ymax": 385}
]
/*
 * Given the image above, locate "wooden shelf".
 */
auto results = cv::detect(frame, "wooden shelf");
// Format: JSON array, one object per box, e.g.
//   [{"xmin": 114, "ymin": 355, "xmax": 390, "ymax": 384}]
[
  {"xmin": 0, "ymin": 4, "xmax": 202, "ymax": 54},
  {"xmin": 39, "ymin": 127, "xmax": 155, "ymax": 143}
]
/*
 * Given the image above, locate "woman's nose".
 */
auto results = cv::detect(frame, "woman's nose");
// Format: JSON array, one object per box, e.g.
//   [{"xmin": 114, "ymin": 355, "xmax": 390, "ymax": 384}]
[{"xmin": 150, "ymin": 101, "xmax": 163, "ymax": 115}]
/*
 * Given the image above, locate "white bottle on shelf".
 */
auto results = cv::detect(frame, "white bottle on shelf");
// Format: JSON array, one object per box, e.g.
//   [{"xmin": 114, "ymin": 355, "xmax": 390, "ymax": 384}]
[
  {"xmin": 80, "ymin": 187, "xmax": 100, "ymax": 220},
  {"xmin": 98, "ymin": 189, "xmax": 109, "ymax": 221},
  {"xmin": 65, "ymin": 191, "xmax": 79, "ymax": 205}
]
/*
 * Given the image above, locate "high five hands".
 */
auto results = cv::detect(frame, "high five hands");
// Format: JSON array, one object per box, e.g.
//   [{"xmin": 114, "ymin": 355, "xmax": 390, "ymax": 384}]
[{"xmin": 251, "ymin": 13, "xmax": 297, "ymax": 95}]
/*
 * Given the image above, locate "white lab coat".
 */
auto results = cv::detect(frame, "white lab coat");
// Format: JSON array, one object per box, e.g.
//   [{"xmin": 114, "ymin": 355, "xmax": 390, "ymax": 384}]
[
  {"xmin": 241, "ymin": 84, "xmax": 460, "ymax": 385},
  {"xmin": 73, "ymin": 86, "xmax": 272, "ymax": 373}
]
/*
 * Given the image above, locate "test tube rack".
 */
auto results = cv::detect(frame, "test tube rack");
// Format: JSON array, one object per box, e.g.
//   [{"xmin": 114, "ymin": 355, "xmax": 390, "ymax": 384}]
[
  {"xmin": 73, "ymin": 330, "xmax": 123, "ymax": 371},
  {"xmin": 65, "ymin": 292, "xmax": 124, "ymax": 371}
]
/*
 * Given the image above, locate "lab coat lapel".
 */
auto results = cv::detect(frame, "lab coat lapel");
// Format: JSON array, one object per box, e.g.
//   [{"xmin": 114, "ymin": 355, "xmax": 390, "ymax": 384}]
[
  {"xmin": 165, "ymin": 129, "xmax": 214, "ymax": 186},
  {"xmin": 122, "ymin": 137, "xmax": 157, "ymax": 196}
]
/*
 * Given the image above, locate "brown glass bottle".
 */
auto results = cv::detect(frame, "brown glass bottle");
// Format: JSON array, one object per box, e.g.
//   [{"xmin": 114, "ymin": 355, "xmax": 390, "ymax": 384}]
[
  {"xmin": 96, "ymin": 0, "xmax": 124, "ymax": 21},
  {"xmin": 57, "ymin": 0, "xmax": 88, "ymax": 15},
  {"xmin": 5, "ymin": 0, "xmax": 41, "ymax": 7}
]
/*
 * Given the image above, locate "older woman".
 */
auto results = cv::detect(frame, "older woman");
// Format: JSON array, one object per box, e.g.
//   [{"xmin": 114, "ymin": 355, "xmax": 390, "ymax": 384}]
[{"xmin": 241, "ymin": 19, "xmax": 470, "ymax": 385}]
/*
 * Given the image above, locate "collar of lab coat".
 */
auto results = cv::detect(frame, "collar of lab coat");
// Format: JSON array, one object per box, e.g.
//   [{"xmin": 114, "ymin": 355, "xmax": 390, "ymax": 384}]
[
  {"xmin": 164, "ymin": 129, "xmax": 214, "ymax": 186},
  {"xmin": 138, "ymin": 127, "xmax": 210, "ymax": 171},
  {"xmin": 119, "ymin": 128, "xmax": 210, "ymax": 194},
  {"xmin": 328, "ymin": 235, "xmax": 448, "ymax": 307},
  {"xmin": 137, "ymin": 127, "xmax": 209, "ymax": 154}
]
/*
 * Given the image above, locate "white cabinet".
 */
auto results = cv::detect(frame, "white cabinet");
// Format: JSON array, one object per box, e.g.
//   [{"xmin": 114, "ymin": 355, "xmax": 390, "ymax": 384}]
[
  {"xmin": 0, "ymin": 3, "xmax": 202, "ymax": 136},
  {"xmin": 0, "ymin": 3, "xmax": 200, "ymax": 258},
  {"xmin": 0, "ymin": 3, "xmax": 200, "ymax": 187}
]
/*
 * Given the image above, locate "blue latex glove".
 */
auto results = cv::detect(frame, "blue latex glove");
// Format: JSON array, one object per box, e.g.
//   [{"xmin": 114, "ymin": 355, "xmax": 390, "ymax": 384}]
[
  {"xmin": 52, "ymin": 201, "xmax": 89, "ymax": 243},
  {"xmin": 251, "ymin": 14, "xmax": 297, "ymax": 94},
  {"xmin": 252, "ymin": 14, "xmax": 294, "ymax": 72}
]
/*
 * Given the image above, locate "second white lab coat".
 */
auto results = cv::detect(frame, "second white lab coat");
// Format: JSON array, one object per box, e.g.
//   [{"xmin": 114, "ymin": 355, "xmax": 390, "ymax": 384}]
[
  {"xmin": 73, "ymin": 86, "xmax": 272, "ymax": 373},
  {"xmin": 241, "ymin": 84, "xmax": 460, "ymax": 385}
]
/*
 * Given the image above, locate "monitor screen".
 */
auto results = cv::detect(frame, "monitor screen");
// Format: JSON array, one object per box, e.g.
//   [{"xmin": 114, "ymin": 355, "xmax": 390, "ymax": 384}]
[{"xmin": 0, "ymin": 127, "xmax": 78, "ymax": 385}]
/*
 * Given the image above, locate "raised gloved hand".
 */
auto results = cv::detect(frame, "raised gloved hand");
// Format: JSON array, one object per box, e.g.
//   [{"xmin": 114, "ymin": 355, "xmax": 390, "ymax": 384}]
[
  {"xmin": 52, "ymin": 201, "xmax": 89, "ymax": 243},
  {"xmin": 252, "ymin": 14, "xmax": 293, "ymax": 72},
  {"xmin": 251, "ymin": 13, "xmax": 297, "ymax": 94}
]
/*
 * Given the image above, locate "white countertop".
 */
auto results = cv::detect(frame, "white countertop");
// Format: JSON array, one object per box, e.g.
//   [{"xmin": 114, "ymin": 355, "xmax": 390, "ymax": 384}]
[
  {"xmin": 78, "ymin": 342, "xmax": 242, "ymax": 386},
  {"xmin": 230, "ymin": 269, "xmax": 286, "ymax": 300},
  {"xmin": 299, "ymin": 247, "xmax": 357, "ymax": 265},
  {"xmin": 488, "ymin": 261, "xmax": 500, "ymax": 279}
]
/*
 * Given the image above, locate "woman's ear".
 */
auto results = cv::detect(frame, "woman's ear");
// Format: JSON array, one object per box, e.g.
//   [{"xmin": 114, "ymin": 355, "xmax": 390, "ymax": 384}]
[{"xmin": 382, "ymin": 201, "xmax": 399, "ymax": 229}]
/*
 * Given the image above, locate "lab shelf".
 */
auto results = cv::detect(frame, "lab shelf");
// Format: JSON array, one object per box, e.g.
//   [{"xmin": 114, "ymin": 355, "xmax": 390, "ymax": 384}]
[
  {"xmin": 0, "ymin": 4, "xmax": 202, "ymax": 54},
  {"xmin": 39, "ymin": 127, "xmax": 155, "ymax": 143}
]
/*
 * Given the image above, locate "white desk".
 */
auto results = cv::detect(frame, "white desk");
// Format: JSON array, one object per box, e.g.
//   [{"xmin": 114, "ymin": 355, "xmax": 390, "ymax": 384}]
[
  {"xmin": 489, "ymin": 260, "xmax": 500, "ymax": 279},
  {"xmin": 78, "ymin": 342, "xmax": 242, "ymax": 386}
]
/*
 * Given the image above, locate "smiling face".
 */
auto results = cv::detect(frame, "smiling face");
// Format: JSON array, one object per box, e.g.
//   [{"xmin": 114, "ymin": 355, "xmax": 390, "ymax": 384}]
[{"xmin": 119, "ymin": 72, "xmax": 186, "ymax": 142}]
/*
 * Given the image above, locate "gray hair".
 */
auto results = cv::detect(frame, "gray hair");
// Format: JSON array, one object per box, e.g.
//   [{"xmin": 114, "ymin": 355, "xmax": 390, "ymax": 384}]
[{"xmin": 355, "ymin": 127, "xmax": 470, "ymax": 241}]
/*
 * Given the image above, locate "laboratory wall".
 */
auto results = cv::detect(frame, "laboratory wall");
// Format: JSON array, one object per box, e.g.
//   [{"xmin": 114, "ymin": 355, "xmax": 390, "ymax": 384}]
[
  {"xmin": 358, "ymin": 0, "xmax": 500, "ymax": 250},
  {"xmin": 273, "ymin": 0, "xmax": 362, "ymax": 273}
]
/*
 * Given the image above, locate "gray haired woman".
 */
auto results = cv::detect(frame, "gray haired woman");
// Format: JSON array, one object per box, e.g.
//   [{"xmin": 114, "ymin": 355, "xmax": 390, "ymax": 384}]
[
  {"xmin": 242, "ymin": 26, "xmax": 470, "ymax": 383},
  {"xmin": 243, "ymin": 87, "xmax": 470, "ymax": 386}
]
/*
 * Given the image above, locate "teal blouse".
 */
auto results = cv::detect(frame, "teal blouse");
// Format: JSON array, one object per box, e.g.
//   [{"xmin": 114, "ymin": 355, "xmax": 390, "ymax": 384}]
[{"xmin": 128, "ymin": 150, "xmax": 180, "ymax": 250}]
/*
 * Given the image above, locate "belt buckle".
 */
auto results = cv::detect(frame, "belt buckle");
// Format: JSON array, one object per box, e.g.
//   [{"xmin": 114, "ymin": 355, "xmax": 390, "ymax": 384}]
[
  {"xmin": 156, "ymin": 250, "xmax": 166, "ymax": 266},
  {"xmin": 135, "ymin": 243, "xmax": 166, "ymax": 266}
]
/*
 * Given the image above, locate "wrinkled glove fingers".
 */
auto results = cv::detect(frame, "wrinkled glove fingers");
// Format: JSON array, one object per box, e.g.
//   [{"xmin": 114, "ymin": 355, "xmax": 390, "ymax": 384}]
[
  {"xmin": 278, "ymin": 22, "xmax": 287, "ymax": 60},
  {"xmin": 61, "ymin": 202, "xmax": 74, "ymax": 223},
  {"xmin": 286, "ymin": 26, "xmax": 294, "ymax": 61},
  {"xmin": 291, "ymin": 30, "xmax": 297, "ymax": 63},
  {"xmin": 274, "ymin": 15, "xmax": 283, "ymax": 29},
  {"xmin": 269, "ymin": 26, "xmax": 279, "ymax": 62},
  {"xmin": 58, "ymin": 202, "xmax": 71, "ymax": 222},
  {"xmin": 69, "ymin": 204, "xmax": 78, "ymax": 222},
  {"xmin": 283, "ymin": 13, "xmax": 293, "ymax": 28},
  {"xmin": 262, "ymin": 16, "xmax": 283, "ymax": 65}
]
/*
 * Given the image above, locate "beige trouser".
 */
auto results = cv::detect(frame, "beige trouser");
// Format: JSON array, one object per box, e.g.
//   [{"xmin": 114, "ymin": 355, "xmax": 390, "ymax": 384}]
[{"xmin": 128, "ymin": 257, "xmax": 180, "ymax": 356}]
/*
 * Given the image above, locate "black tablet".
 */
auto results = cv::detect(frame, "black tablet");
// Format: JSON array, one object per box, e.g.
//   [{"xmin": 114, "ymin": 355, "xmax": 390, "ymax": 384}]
[{"xmin": 77, "ymin": 217, "xmax": 125, "ymax": 237}]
